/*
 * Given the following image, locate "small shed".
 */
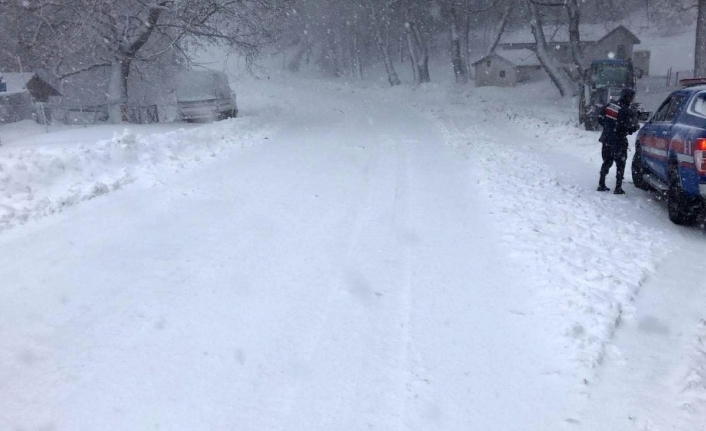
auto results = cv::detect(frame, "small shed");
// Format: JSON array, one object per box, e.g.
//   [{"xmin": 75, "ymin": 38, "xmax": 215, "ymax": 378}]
[
  {"xmin": 0, "ymin": 72, "xmax": 60, "ymax": 124},
  {"xmin": 472, "ymin": 49, "xmax": 543, "ymax": 87}
]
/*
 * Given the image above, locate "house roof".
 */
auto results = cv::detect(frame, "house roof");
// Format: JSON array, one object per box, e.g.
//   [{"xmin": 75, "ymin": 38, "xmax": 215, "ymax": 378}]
[
  {"xmin": 601, "ymin": 25, "xmax": 641, "ymax": 44},
  {"xmin": 0, "ymin": 72, "xmax": 60, "ymax": 97},
  {"xmin": 472, "ymin": 49, "xmax": 541, "ymax": 67},
  {"xmin": 497, "ymin": 49, "xmax": 541, "ymax": 66},
  {"xmin": 0, "ymin": 72, "xmax": 36, "ymax": 94},
  {"xmin": 500, "ymin": 24, "xmax": 640, "ymax": 46}
]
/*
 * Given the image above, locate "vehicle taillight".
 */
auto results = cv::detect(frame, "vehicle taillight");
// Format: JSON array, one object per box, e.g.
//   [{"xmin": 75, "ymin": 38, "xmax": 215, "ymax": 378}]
[{"xmin": 695, "ymin": 138, "xmax": 706, "ymax": 174}]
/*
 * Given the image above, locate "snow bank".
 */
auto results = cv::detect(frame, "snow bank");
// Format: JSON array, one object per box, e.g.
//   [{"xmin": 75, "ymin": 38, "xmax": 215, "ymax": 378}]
[
  {"xmin": 404, "ymin": 81, "xmax": 671, "ymax": 379},
  {"xmin": 683, "ymin": 319, "xmax": 706, "ymax": 415},
  {"xmin": 0, "ymin": 118, "xmax": 271, "ymax": 233}
]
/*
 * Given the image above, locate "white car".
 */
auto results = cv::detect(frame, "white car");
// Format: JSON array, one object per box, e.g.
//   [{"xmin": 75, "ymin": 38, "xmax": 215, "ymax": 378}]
[{"xmin": 176, "ymin": 70, "xmax": 238, "ymax": 122}]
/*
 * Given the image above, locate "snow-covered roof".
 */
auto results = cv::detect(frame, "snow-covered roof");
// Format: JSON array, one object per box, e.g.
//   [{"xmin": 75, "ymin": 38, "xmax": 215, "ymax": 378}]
[
  {"xmin": 0, "ymin": 72, "xmax": 36, "ymax": 94},
  {"xmin": 496, "ymin": 49, "xmax": 540, "ymax": 67},
  {"xmin": 473, "ymin": 49, "xmax": 541, "ymax": 68},
  {"xmin": 501, "ymin": 24, "xmax": 639, "ymax": 46},
  {"xmin": 0, "ymin": 72, "xmax": 60, "ymax": 100}
]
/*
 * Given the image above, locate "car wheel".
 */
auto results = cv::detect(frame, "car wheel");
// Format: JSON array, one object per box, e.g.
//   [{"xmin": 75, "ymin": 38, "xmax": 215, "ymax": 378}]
[
  {"xmin": 667, "ymin": 165, "xmax": 698, "ymax": 225},
  {"xmin": 631, "ymin": 145, "xmax": 650, "ymax": 191}
]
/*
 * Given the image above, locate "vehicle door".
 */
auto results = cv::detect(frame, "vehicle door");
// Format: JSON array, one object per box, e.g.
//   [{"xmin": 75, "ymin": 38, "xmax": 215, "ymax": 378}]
[
  {"xmin": 678, "ymin": 92, "xmax": 706, "ymax": 194},
  {"xmin": 642, "ymin": 93, "xmax": 687, "ymax": 180}
]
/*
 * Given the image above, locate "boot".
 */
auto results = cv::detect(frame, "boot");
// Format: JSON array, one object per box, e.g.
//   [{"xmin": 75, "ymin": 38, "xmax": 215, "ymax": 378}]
[
  {"xmin": 597, "ymin": 176, "xmax": 610, "ymax": 192},
  {"xmin": 614, "ymin": 182, "xmax": 625, "ymax": 195}
]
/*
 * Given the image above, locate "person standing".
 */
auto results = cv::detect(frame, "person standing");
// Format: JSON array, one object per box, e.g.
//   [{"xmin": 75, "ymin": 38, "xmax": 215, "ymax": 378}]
[{"xmin": 596, "ymin": 88, "xmax": 639, "ymax": 195}]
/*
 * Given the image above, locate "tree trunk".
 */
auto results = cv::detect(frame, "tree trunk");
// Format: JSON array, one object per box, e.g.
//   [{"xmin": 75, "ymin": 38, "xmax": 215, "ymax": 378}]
[
  {"xmin": 450, "ymin": 6, "xmax": 468, "ymax": 84},
  {"xmin": 696, "ymin": 0, "xmax": 706, "ymax": 76},
  {"xmin": 108, "ymin": 59, "xmax": 131, "ymax": 123},
  {"xmin": 354, "ymin": 31, "xmax": 364, "ymax": 79},
  {"xmin": 412, "ymin": 24, "xmax": 430, "ymax": 83},
  {"xmin": 405, "ymin": 24, "xmax": 421, "ymax": 85},
  {"xmin": 464, "ymin": 9, "xmax": 472, "ymax": 76},
  {"xmin": 527, "ymin": 1, "xmax": 573, "ymax": 97},
  {"xmin": 288, "ymin": 40, "xmax": 311, "ymax": 72},
  {"xmin": 400, "ymin": 34, "xmax": 405, "ymax": 63},
  {"xmin": 488, "ymin": 2, "xmax": 513, "ymax": 55},
  {"xmin": 107, "ymin": 2, "xmax": 164, "ymax": 123},
  {"xmin": 376, "ymin": 26, "xmax": 401, "ymax": 86},
  {"xmin": 566, "ymin": 0, "xmax": 585, "ymax": 77},
  {"xmin": 327, "ymin": 31, "xmax": 341, "ymax": 77}
]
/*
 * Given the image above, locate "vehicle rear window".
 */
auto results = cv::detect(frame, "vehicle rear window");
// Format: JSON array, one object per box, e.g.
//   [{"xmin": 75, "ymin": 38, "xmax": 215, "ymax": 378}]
[{"xmin": 690, "ymin": 92, "xmax": 706, "ymax": 118}]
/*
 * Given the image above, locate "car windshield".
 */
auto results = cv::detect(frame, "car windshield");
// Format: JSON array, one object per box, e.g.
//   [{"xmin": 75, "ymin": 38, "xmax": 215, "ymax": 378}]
[{"xmin": 594, "ymin": 64, "xmax": 630, "ymax": 87}]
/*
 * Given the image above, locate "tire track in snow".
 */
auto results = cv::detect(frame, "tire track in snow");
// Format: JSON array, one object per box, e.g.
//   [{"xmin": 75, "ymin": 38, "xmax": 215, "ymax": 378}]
[
  {"xmin": 276, "ymin": 137, "xmax": 382, "ymax": 425},
  {"xmin": 264, "ymin": 93, "xmax": 421, "ymax": 430},
  {"xmin": 391, "ymin": 136, "xmax": 426, "ymax": 430}
]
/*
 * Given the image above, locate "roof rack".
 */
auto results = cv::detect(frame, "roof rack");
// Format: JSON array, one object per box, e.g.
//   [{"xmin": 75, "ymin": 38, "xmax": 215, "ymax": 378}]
[{"xmin": 679, "ymin": 77, "xmax": 706, "ymax": 87}]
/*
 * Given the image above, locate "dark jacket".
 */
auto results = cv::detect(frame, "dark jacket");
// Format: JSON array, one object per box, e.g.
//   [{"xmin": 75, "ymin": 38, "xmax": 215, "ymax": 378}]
[{"xmin": 598, "ymin": 98, "xmax": 638, "ymax": 145}]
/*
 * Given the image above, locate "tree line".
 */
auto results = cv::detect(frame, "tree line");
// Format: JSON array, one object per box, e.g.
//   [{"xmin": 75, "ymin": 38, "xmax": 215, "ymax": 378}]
[
  {"xmin": 0, "ymin": 0, "xmax": 700, "ymax": 122},
  {"xmin": 279, "ymin": 0, "xmax": 700, "ymax": 94}
]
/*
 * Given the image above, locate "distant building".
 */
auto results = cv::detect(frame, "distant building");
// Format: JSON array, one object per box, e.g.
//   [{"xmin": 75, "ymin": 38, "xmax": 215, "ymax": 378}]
[
  {"xmin": 499, "ymin": 25, "xmax": 644, "ymax": 74},
  {"xmin": 0, "ymin": 72, "xmax": 60, "ymax": 124},
  {"xmin": 472, "ymin": 49, "xmax": 543, "ymax": 87}
]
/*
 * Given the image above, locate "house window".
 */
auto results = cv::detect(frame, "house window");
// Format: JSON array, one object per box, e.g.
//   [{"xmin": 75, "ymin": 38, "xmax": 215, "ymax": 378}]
[
  {"xmin": 499, "ymin": 70, "xmax": 506, "ymax": 78},
  {"xmin": 486, "ymin": 60, "xmax": 492, "ymax": 67}
]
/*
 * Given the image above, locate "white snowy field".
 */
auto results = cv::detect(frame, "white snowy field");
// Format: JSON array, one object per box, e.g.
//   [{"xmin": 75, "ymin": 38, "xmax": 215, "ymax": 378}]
[{"xmin": 0, "ymin": 74, "xmax": 705, "ymax": 431}]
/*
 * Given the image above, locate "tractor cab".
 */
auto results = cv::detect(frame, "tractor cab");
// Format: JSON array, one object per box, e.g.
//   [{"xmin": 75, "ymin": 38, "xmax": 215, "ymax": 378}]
[{"xmin": 579, "ymin": 58, "xmax": 637, "ymax": 130}]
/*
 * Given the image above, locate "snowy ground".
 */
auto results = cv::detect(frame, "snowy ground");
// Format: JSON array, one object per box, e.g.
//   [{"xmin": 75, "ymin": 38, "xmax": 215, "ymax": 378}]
[{"xmin": 1, "ymin": 74, "xmax": 705, "ymax": 431}]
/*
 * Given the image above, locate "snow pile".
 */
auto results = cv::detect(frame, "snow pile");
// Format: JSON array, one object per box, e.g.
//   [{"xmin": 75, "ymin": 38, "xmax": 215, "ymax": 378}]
[
  {"xmin": 0, "ymin": 118, "xmax": 270, "ymax": 232},
  {"xmin": 411, "ymin": 83, "xmax": 670, "ymax": 377}
]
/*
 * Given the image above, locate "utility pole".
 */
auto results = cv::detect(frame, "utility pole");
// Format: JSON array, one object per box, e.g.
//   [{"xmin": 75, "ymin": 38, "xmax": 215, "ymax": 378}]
[{"xmin": 696, "ymin": 0, "xmax": 706, "ymax": 76}]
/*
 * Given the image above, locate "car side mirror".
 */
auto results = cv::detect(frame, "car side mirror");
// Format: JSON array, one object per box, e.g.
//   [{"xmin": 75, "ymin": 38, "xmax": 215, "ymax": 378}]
[{"xmin": 638, "ymin": 111, "xmax": 652, "ymax": 122}]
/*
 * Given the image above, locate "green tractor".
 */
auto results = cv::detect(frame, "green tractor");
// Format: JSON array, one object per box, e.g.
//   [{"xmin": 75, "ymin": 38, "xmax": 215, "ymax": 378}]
[{"xmin": 579, "ymin": 58, "xmax": 637, "ymax": 131}]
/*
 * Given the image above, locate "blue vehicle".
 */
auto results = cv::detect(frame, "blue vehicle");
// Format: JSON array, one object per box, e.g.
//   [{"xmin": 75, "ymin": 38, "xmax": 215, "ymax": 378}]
[{"xmin": 632, "ymin": 81, "xmax": 706, "ymax": 224}]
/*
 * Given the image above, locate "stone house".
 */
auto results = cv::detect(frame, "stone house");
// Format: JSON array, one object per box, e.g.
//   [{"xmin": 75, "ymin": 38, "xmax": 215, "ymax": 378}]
[
  {"xmin": 499, "ymin": 25, "xmax": 645, "ymax": 74},
  {"xmin": 472, "ymin": 49, "xmax": 543, "ymax": 87}
]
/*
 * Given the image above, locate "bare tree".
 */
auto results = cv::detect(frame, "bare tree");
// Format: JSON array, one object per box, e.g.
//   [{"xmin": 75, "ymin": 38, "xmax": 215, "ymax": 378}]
[
  {"xmin": 527, "ymin": 0, "xmax": 573, "ymax": 96},
  {"xmin": 564, "ymin": 0, "xmax": 585, "ymax": 76},
  {"xmin": 369, "ymin": 0, "xmax": 402, "ymax": 86},
  {"xmin": 18, "ymin": 0, "xmax": 284, "ymax": 122},
  {"xmin": 446, "ymin": 2, "xmax": 470, "ymax": 84},
  {"xmin": 488, "ymin": 1, "xmax": 513, "ymax": 55},
  {"xmin": 404, "ymin": 0, "xmax": 431, "ymax": 85},
  {"xmin": 531, "ymin": 0, "xmax": 585, "ymax": 76}
]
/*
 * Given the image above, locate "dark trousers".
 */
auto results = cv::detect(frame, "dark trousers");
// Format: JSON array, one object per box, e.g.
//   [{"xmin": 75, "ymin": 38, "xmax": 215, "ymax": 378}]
[{"xmin": 599, "ymin": 140, "xmax": 628, "ymax": 185}]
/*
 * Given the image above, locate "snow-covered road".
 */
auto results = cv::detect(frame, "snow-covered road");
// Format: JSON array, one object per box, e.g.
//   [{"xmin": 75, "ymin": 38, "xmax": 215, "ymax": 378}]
[
  {"xmin": 1, "ymin": 77, "xmax": 705, "ymax": 431},
  {"xmin": 0, "ymin": 81, "xmax": 568, "ymax": 431}
]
